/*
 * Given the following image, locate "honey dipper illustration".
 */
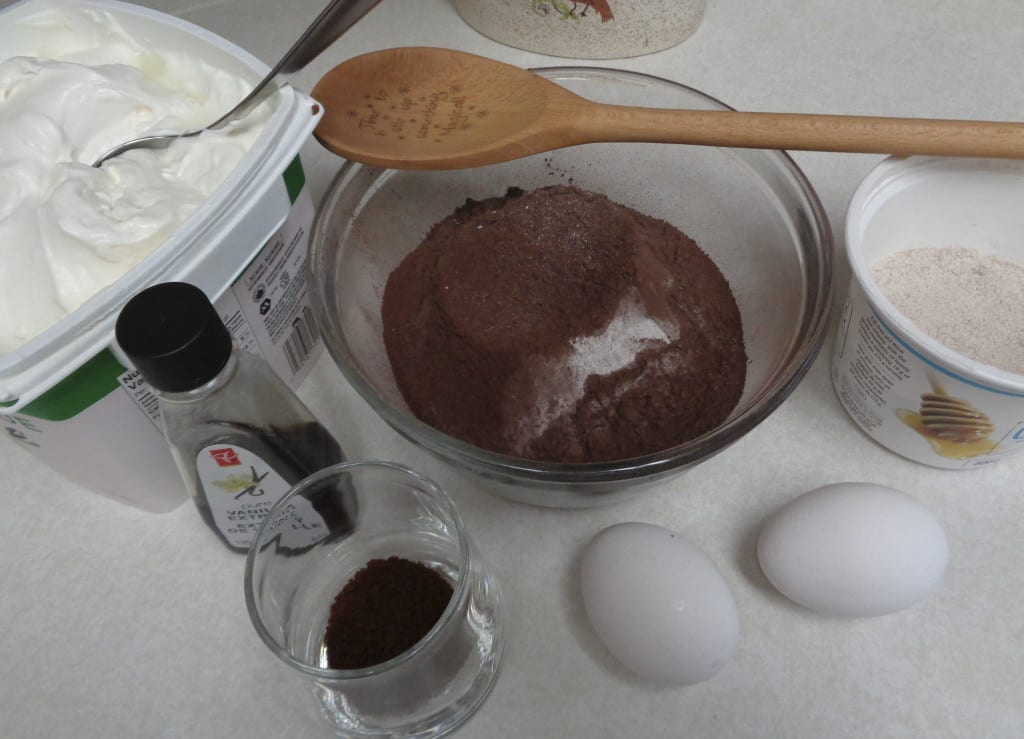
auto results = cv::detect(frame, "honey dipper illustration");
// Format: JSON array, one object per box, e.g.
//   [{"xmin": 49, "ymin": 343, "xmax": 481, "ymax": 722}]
[
  {"xmin": 898, "ymin": 373, "xmax": 998, "ymax": 459},
  {"xmin": 919, "ymin": 376, "xmax": 995, "ymax": 442}
]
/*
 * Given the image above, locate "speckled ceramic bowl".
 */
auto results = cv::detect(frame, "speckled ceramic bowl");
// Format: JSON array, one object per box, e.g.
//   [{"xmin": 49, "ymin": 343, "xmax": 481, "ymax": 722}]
[
  {"xmin": 455, "ymin": 0, "xmax": 706, "ymax": 59},
  {"xmin": 308, "ymin": 67, "xmax": 833, "ymax": 507}
]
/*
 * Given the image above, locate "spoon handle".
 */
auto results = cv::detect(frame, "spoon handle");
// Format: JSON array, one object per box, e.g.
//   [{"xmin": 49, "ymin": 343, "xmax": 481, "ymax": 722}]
[
  {"xmin": 574, "ymin": 104, "xmax": 1024, "ymax": 158},
  {"xmin": 209, "ymin": 0, "xmax": 383, "ymax": 131}
]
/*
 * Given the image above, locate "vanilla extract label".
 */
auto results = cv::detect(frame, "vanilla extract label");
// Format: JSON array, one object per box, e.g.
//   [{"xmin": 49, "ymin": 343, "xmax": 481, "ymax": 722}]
[{"xmin": 196, "ymin": 443, "xmax": 327, "ymax": 550}]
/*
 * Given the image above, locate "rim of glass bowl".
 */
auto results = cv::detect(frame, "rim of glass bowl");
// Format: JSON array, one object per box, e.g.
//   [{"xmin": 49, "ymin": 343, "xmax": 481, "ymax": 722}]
[{"xmin": 308, "ymin": 66, "xmax": 834, "ymax": 487}]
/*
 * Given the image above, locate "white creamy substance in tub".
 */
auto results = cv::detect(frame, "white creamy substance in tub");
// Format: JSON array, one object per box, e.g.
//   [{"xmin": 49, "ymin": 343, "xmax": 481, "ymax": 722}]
[{"xmin": 0, "ymin": 5, "xmax": 270, "ymax": 353}]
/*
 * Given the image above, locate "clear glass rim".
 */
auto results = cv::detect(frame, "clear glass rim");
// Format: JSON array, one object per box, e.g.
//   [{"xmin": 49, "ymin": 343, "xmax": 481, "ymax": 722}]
[
  {"xmin": 308, "ymin": 67, "xmax": 834, "ymax": 486},
  {"xmin": 243, "ymin": 460, "xmax": 474, "ymax": 680}
]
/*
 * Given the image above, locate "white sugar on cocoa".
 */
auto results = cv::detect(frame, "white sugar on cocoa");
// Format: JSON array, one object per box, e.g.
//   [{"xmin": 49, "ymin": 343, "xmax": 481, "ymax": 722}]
[{"xmin": 873, "ymin": 246, "xmax": 1024, "ymax": 375}]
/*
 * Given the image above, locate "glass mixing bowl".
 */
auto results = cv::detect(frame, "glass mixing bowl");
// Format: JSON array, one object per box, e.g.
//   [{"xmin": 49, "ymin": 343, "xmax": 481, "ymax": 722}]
[{"xmin": 308, "ymin": 67, "xmax": 833, "ymax": 507}]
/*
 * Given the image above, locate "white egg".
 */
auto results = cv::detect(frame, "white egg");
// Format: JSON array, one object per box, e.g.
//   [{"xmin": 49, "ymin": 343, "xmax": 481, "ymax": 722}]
[
  {"xmin": 580, "ymin": 522, "xmax": 740, "ymax": 685},
  {"xmin": 757, "ymin": 482, "xmax": 948, "ymax": 617}
]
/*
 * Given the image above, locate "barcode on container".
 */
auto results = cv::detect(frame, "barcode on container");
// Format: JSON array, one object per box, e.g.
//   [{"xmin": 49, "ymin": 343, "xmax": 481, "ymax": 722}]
[
  {"xmin": 283, "ymin": 305, "xmax": 317, "ymax": 375},
  {"xmin": 136, "ymin": 392, "xmax": 161, "ymax": 421},
  {"xmin": 117, "ymin": 369, "xmax": 163, "ymax": 431}
]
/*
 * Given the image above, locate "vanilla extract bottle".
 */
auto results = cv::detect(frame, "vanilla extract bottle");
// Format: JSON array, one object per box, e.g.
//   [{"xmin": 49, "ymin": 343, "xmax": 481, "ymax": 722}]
[{"xmin": 115, "ymin": 282, "xmax": 346, "ymax": 553}]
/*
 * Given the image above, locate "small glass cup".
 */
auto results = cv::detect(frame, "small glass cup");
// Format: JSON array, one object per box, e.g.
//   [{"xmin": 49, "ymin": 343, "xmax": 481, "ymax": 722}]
[{"xmin": 244, "ymin": 461, "xmax": 504, "ymax": 737}]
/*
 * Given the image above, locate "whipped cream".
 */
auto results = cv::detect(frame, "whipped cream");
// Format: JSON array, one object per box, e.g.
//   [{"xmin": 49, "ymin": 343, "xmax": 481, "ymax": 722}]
[{"xmin": 0, "ymin": 4, "xmax": 271, "ymax": 353}]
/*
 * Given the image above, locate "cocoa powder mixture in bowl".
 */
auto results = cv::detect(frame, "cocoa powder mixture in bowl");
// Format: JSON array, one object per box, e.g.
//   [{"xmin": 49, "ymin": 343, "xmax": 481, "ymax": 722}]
[
  {"xmin": 382, "ymin": 185, "xmax": 747, "ymax": 464},
  {"xmin": 308, "ymin": 68, "xmax": 832, "ymax": 507}
]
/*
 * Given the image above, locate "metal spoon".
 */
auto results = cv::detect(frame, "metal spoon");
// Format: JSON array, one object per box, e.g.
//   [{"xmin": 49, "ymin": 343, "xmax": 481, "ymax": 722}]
[
  {"xmin": 91, "ymin": 0, "xmax": 382, "ymax": 167},
  {"xmin": 311, "ymin": 46, "xmax": 1024, "ymax": 170}
]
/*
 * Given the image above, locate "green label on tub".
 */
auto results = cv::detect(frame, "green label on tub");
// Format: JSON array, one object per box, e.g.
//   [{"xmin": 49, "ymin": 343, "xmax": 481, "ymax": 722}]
[
  {"xmin": 283, "ymin": 156, "xmax": 305, "ymax": 205},
  {"xmin": 20, "ymin": 350, "xmax": 125, "ymax": 421}
]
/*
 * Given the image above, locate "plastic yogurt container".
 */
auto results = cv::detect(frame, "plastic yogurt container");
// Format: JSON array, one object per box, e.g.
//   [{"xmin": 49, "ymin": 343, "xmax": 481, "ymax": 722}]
[
  {"xmin": 831, "ymin": 156, "xmax": 1024, "ymax": 469},
  {"xmin": 0, "ymin": 0, "xmax": 325, "ymax": 511}
]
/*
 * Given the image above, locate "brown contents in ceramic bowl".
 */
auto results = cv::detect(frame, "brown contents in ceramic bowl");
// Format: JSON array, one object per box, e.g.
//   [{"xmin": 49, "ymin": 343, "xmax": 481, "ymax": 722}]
[{"xmin": 381, "ymin": 185, "xmax": 746, "ymax": 463}]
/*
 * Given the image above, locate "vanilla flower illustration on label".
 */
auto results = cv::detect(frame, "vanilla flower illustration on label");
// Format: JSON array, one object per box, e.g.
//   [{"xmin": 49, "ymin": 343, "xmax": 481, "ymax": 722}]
[{"xmin": 196, "ymin": 444, "xmax": 327, "ymax": 549}]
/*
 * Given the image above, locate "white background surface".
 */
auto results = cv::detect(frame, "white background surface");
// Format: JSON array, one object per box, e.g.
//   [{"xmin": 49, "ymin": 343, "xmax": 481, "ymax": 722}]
[{"xmin": 2, "ymin": 1, "xmax": 1024, "ymax": 737}]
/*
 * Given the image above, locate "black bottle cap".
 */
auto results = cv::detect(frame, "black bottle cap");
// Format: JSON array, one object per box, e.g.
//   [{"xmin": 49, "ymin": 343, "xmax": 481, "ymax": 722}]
[{"xmin": 115, "ymin": 282, "xmax": 233, "ymax": 393}]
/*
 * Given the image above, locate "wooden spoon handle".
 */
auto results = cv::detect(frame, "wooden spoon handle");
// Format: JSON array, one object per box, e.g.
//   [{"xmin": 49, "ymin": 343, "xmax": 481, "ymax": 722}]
[{"xmin": 574, "ymin": 105, "xmax": 1024, "ymax": 158}]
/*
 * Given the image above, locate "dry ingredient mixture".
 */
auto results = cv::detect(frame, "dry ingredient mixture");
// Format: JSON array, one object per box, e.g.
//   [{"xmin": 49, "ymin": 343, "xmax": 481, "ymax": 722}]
[
  {"xmin": 873, "ymin": 246, "xmax": 1024, "ymax": 375},
  {"xmin": 323, "ymin": 557, "xmax": 453, "ymax": 670},
  {"xmin": 381, "ymin": 185, "xmax": 747, "ymax": 463}
]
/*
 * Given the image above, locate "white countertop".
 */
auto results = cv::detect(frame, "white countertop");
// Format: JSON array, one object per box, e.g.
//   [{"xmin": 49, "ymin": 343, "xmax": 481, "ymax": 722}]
[{"xmin": 3, "ymin": 1, "xmax": 1024, "ymax": 737}]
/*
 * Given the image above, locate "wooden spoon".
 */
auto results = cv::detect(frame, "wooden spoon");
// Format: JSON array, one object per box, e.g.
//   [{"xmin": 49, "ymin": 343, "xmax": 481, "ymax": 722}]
[{"xmin": 312, "ymin": 47, "xmax": 1024, "ymax": 170}]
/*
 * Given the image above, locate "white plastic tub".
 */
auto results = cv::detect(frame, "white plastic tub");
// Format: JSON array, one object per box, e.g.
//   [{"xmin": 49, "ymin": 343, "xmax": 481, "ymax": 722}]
[
  {"xmin": 832, "ymin": 156, "xmax": 1024, "ymax": 469},
  {"xmin": 0, "ymin": 0, "xmax": 325, "ymax": 511}
]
